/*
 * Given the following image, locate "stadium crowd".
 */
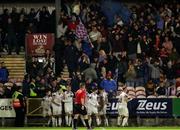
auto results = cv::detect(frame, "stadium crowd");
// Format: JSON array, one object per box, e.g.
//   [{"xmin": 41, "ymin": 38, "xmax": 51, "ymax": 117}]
[{"xmin": 0, "ymin": 0, "xmax": 180, "ymax": 99}]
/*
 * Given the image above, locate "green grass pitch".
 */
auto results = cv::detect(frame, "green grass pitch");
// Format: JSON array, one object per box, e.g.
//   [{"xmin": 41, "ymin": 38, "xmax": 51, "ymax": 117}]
[{"xmin": 0, "ymin": 127, "xmax": 180, "ymax": 130}]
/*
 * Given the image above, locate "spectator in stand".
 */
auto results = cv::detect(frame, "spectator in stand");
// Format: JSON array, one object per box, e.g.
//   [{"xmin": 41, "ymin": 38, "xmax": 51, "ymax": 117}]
[
  {"xmin": 0, "ymin": 83, "xmax": 4, "ymax": 98},
  {"xmin": 82, "ymin": 63, "xmax": 97, "ymax": 81},
  {"xmin": 64, "ymin": 38, "xmax": 79, "ymax": 78},
  {"xmin": 22, "ymin": 74, "xmax": 30, "ymax": 98},
  {"xmin": 89, "ymin": 26, "xmax": 102, "ymax": 50},
  {"xmin": 145, "ymin": 80, "xmax": 156, "ymax": 96},
  {"xmin": 3, "ymin": 82, "xmax": 14, "ymax": 98},
  {"xmin": 147, "ymin": 58, "xmax": 161, "ymax": 85},
  {"xmin": 6, "ymin": 18, "xmax": 18, "ymax": 55},
  {"xmin": 156, "ymin": 78, "xmax": 167, "ymax": 96},
  {"xmin": 100, "ymin": 71, "xmax": 117, "ymax": 93},
  {"xmin": 0, "ymin": 62, "xmax": 9, "ymax": 83},
  {"xmin": 126, "ymin": 35, "xmax": 137, "ymax": 60},
  {"xmin": 97, "ymin": 37, "xmax": 112, "ymax": 54},
  {"xmin": 78, "ymin": 53, "xmax": 90, "ymax": 72},
  {"xmin": 124, "ymin": 63, "xmax": 136, "ymax": 87},
  {"xmin": 134, "ymin": 59, "xmax": 145, "ymax": 86},
  {"xmin": 39, "ymin": 6, "xmax": 50, "ymax": 33},
  {"xmin": 53, "ymin": 36, "xmax": 66, "ymax": 76},
  {"xmin": 17, "ymin": 14, "xmax": 26, "ymax": 52},
  {"xmin": 162, "ymin": 36, "xmax": 173, "ymax": 55},
  {"xmin": 28, "ymin": 8, "xmax": 37, "ymax": 24}
]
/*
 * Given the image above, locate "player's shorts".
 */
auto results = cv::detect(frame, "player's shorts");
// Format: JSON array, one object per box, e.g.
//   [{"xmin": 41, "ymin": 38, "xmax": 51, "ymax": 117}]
[
  {"xmin": 99, "ymin": 105, "xmax": 107, "ymax": 115},
  {"xmin": 65, "ymin": 103, "xmax": 73, "ymax": 114},
  {"xmin": 88, "ymin": 105, "xmax": 98, "ymax": 115},
  {"xmin": 42, "ymin": 108, "xmax": 51, "ymax": 117},
  {"xmin": 73, "ymin": 104, "xmax": 87, "ymax": 115},
  {"xmin": 52, "ymin": 105, "xmax": 62, "ymax": 116},
  {"xmin": 118, "ymin": 104, "xmax": 129, "ymax": 117}
]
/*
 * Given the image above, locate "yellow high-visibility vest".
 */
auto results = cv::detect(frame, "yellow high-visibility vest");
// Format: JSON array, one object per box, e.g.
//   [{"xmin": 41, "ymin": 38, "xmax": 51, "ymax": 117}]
[
  {"xmin": 30, "ymin": 83, "xmax": 37, "ymax": 97},
  {"xmin": 12, "ymin": 91, "xmax": 22, "ymax": 108}
]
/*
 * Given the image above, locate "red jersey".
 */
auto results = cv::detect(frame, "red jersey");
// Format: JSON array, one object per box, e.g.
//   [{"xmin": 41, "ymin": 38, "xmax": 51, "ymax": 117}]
[{"xmin": 74, "ymin": 89, "xmax": 86, "ymax": 105}]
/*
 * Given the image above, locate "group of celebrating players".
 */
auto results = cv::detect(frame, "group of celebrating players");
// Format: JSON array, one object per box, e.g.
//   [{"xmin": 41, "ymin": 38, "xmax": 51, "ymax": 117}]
[{"xmin": 41, "ymin": 83, "xmax": 130, "ymax": 130}]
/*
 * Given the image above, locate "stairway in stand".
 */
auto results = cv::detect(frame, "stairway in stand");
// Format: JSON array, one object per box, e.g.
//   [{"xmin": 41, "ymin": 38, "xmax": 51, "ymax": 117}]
[
  {"xmin": 61, "ymin": 65, "xmax": 70, "ymax": 80},
  {"xmin": 0, "ymin": 54, "xmax": 26, "ymax": 80}
]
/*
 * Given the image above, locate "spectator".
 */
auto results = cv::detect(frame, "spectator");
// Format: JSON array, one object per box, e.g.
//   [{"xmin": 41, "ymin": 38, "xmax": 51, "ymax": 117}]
[
  {"xmin": 145, "ymin": 80, "xmax": 156, "ymax": 96},
  {"xmin": 82, "ymin": 63, "xmax": 97, "ymax": 81},
  {"xmin": 156, "ymin": 80, "xmax": 167, "ymax": 96},
  {"xmin": 100, "ymin": 71, "xmax": 117, "ymax": 93},
  {"xmin": 162, "ymin": 36, "xmax": 173, "ymax": 54},
  {"xmin": 3, "ymin": 82, "xmax": 14, "ymax": 98},
  {"xmin": 126, "ymin": 35, "xmax": 137, "ymax": 60},
  {"xmin": 64, "ymin": 38, "xmax": 79, "ymax": 78},
  {"xmin": 39, "ymin": 6, "xmax": 50, "ymax": 33},
  {"xmin": 0, "ymin": 83, "xmax": 4, "ymax": 98},
  {"xmin": 17, "ymin": 14, "xmax": 26, "ymax": 52},
  {"xmin": 148, "ymin": 58, "xmax": 161, "ymax": 85},
  {"xmin": 124, "ymin": 64, "xmax": 136, "ymax": 87},
  {"xmin": 22, "ymin": 74, "xmax": 30, "ymax": 98},
  {"xmin": 6, "ymin": 18, "xmax": 18, "ymax": 55},
  {"xmin": 0, "ymin": 62, "xmax": 9, "ymax": 83}
]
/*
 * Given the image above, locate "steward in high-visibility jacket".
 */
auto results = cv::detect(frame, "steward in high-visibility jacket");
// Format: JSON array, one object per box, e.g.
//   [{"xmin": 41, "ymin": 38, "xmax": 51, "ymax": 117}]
[
  {"xmin": 29, "ymin": 79, "xmax": 37, "ymax": 97},
  {"xmin": 12, "ymin": 91, "xmax": 23, "ymax": 108},
  {"xmin": 12, "ymin": 85, "xmax": 25, "ymax": 127}
]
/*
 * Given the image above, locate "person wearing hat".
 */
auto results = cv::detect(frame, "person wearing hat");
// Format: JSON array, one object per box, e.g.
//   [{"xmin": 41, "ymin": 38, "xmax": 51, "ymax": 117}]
[{"xmin": 12, "ymin": 83, "xmax": 25, "ymax": 127}]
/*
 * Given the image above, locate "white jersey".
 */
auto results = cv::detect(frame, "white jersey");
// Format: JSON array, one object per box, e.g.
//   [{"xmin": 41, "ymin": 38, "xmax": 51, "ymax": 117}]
[
  {"xmin": 88, "ymin": 92, "xmax": 99, "ymax": 107},
  {"xmin": 118, "ymin": 92, "xmax": 128, "ymax": 106},
  {"xmin": 64, "ymin": 91, "xmax": 73, "ymax": 114},
  {"xmin": 41, "ymin": 95, "xmax": 52, "ymax": 117},
  {"xmin": 87, "ymin": 92, "xmax": 99, "ymax": 115},
  {"xmin": 42, "ymin": 96, "xmax": 52, "ymax": 109},
  {"xmin": 64, "ymin": 91, "xmax": 73, "ymax": 104},
  {"xmin": 51, "ymin": 92, "xmax": 64, "ymax": 115},
  {"xmin": 117, "ymin": 92, "xmax": 129, "ymax": 116},
  {"xmin": 99, "ymin": 91, "xmax": 108, "ymax": 115},
  {"xmin": 52, "ymin": 92, "xmax": 63, "ymax": 107}
]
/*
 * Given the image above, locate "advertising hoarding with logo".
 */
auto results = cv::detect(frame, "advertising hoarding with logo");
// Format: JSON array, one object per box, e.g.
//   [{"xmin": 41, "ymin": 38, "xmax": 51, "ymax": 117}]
[
  {"xmin": 26, "ymin": 33, "xmax": 55, "ymax": 57},
  {"xmin": 106, "ymin": 98, "xmax": 173, "ymax": 117},
  {"xmin": 0, "ymin": 99, "xmax": 15, "ymax": 117}
]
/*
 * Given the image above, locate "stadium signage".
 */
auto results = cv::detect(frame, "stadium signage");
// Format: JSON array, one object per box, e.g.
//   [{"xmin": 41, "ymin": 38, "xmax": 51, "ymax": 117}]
[
  {"xmin": 26, "ymin": 33, "xmax": 55, "ymax": 56},
  {"xmin": 0, "ymin": 99, "xmax": 15, "ymax": 117},
  {"xmin": 32, "ymin": 34, "xmax": 48, "ymax": 45},
  {"xmin": 137, "ymin": 100, "xmax": 167, "ymax": 111},
  {"xmin": 132, "ymin": 98, "xmax": 172, "ymax": 117},
  {"xmin": 106, "ymin": 98, "xmax": 173, "ymax": 117}
]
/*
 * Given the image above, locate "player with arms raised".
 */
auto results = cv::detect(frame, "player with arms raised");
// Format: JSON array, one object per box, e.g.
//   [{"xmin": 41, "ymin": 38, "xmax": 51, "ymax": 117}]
[{"xmin": 117, "ymin": 89, "xmax": 131, "ymax": 127}]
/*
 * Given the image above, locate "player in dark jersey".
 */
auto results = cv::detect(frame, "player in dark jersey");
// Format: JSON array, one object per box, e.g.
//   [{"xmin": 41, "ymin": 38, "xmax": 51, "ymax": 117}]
[{"xmin": 73, "ymin": 83, "xmax": 92, "ymax": 130}]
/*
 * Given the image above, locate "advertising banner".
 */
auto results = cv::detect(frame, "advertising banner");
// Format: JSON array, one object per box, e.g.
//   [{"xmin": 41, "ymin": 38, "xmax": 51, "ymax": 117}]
[
  {"xmin": 0, "ymin": 99, "xmax": 15, "ymax": 117},
  {"xmin": 26, "ymin": 33, "xmax": 55, "ymax": 57},
  {"xmin": 106, "ymin": 98, "xmax": 173, "ymax": 117},
  {"xmin": 132, "ymin": 98, "xmax": 172, "ymax": 117},
  {"xmin": 106, "ymin": 98, "xmax": 119, "ymax": 116}
]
